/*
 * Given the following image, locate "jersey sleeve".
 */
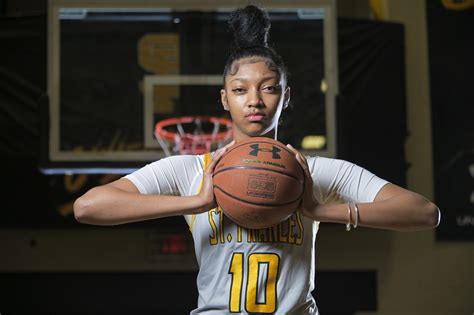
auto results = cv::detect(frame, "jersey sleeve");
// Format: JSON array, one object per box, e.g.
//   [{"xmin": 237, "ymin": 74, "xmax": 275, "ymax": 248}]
[
  {"xmin": 123, "ymin": 155, "xmax": 203, "ymax": 196},
  {"xmin": 308, "ymin": 156, "xmax": 390, "ymax": 204}
]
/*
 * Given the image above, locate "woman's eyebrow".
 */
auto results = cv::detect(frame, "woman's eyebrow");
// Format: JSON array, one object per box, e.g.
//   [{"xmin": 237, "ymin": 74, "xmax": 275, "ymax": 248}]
[{"xmin": 230, "ymin": 75, "xmax": 278, "ymax": 83}]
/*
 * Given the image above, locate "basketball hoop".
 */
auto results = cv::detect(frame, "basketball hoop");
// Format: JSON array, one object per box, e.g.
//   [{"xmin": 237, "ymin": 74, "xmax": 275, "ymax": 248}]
[{"xmin": 154, "ymin": 116, "xmax": 233, "ymax": 155}]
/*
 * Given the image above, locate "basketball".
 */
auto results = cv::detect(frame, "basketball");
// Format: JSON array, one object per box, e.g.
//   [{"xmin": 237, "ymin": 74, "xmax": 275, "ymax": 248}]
[{"xmin": 213, "ymin": 137, "xmax": 304, "ymax": 229}]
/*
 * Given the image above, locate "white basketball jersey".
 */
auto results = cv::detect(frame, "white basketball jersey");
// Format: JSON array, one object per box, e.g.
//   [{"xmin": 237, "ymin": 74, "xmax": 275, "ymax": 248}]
[{"xmin": 124, "ymin": 152, "xmax": 388, "ymax": 314}]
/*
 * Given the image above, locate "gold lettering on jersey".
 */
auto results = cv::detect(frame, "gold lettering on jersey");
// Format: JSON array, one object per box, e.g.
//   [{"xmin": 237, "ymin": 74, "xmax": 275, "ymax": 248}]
[
  {"xmin": 237, "ymin": 225, "xmax": 242, "ymax": 243},
  {"xmin": 288, "ymin": 215, "xmax": 296, "ymax": 243},
  {"xmin": 218, "ymin": 208, "xmax": 225, "ymax": 244},
  {"xmin": 258, "ymin": 228, "xmax": 268, "ymax": 242},
  {"xmin": 209, "ymin": 211, "xmax": 305, "ymax": 246},
  {"xmin": 247, "ymin": 228, "xmax": 258, "ymax": 243},
  {"xmin": 208, "ymin": 207, "xmax": 228, "ymax": 245},
  {"xmin": 268, "ymin": 226, "xmax": 278, "ymax": 243},
  {"xmin": 208, "ymin": 209, "xmax": 218, "ymax": 245},
  {"xmin": 295, "ymin": 212, "xmax": 304, "ymax": 245},
  {"xmin": 278, "ymin": 222, "xmax": 288, "ymax": 243}
]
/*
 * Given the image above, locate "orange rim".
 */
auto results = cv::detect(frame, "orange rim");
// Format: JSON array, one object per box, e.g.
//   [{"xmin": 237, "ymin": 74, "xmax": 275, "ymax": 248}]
[{"xmin": 154, "ymin": 116, "xmax": 233, "ymax": 147}]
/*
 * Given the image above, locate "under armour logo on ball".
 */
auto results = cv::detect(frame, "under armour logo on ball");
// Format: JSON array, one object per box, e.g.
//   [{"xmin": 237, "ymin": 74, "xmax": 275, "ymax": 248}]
[{"xmin": 249, "ymin": 144, "xmax": 281, "ymax": 159}]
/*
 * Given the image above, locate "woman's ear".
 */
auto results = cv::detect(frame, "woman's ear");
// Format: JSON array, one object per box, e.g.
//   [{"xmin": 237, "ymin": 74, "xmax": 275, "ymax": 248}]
[
  {"xmin": 221, "ymin": 89, "xmax": 229, "ymax": 111},
  {"xmin": 283, "ymin": 86, "xmax": 291, "ymax": 109}
]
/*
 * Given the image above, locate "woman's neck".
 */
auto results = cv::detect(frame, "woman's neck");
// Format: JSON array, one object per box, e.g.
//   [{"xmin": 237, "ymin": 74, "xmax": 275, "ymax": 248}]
[{"xmin": 232, "ymin": 129, "xmax": 277, "ymax": 143}]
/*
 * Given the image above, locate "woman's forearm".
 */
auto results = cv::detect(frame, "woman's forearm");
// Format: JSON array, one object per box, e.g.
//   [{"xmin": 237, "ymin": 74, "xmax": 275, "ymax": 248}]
[
  {"xmin": 310, "ymin": 194, "xmax": 440, "ymax": 231},
  {"xmin": 73, "ymin": 185, "xmax": 204, "ymax": 226}
]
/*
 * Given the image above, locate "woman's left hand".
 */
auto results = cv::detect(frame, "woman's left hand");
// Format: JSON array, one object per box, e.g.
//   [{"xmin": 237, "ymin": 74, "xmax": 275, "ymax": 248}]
[{"xmin": 286, "ymin": 144, "xmax": 320, "ymax": 219}]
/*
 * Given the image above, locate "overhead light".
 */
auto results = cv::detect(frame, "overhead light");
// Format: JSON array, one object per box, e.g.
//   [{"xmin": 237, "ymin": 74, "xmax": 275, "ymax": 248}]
[{"xmin": 301, "ymin": 135, "xmax": 326, "ymax": 150}]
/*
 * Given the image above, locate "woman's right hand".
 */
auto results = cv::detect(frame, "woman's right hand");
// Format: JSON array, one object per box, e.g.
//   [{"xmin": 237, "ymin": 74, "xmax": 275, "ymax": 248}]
[
  {"xmin": 196, "ymin": 140, "xmax": 235, "ymax": 213},
  {"xmin": 286, "ymin": 143, "xmax": 320, "ymax": 220}
]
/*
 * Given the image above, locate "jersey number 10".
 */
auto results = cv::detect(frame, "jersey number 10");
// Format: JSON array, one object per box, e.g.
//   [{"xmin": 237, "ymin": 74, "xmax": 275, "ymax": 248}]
[{"xmin": 228, "ymin": 252, "xmax": 280, "ymax": 313}]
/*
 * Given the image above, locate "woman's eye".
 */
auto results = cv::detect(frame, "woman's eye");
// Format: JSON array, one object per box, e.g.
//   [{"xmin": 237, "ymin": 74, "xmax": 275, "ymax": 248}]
[
  {"xmin": 263, "ymin": 85, "xmax": 280, "ymax": 93},
  {"xmin": 232, "ymin": 88, "xmax": 245, "ymax": 93}
]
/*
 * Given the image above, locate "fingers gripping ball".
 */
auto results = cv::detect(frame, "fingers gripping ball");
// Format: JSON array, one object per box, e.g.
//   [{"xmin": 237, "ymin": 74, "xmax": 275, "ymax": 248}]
[{"xmin": 213, "ymin": 137, "xmax": 304, "ymax": 229}]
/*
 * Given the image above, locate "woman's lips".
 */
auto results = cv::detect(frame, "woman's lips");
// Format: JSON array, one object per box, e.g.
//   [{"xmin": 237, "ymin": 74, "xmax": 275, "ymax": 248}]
[{"xmin": 246, "ymin": 113, "xmax": 265, "ymax": 122}]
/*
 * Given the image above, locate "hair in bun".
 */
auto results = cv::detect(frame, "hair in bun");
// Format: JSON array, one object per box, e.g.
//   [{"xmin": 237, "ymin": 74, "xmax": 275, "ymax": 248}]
[
  {"xmin": 223, "ymin": 5, "xmax": 287, "ymax": 85},
  {"xmin": 228, "ymin": 5, "xmax": 271, "ymax": 49}
]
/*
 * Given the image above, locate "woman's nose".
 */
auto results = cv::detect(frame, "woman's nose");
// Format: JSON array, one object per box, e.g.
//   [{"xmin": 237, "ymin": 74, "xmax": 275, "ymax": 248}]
[{"xmin": 247, "ymin": 89, "xmax": 263, "ymax": 107}]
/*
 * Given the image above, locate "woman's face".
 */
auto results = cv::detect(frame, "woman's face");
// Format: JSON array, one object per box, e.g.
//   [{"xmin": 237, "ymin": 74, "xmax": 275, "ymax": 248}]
[{"xmin": 221, "ymin": 58, "xmax": 289, "ymax": 142}]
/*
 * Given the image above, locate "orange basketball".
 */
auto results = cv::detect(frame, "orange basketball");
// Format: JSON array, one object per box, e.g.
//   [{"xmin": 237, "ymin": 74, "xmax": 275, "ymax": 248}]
[{"xmin": 213, "ymin": 137, "xmax": 304, "ymax": 229}]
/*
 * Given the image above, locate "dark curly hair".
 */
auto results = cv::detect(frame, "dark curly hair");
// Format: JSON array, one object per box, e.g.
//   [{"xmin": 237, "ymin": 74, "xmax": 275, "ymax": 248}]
[{"xmin": 223, "ymin": 5, "xmax": 288, "ymax": 85}]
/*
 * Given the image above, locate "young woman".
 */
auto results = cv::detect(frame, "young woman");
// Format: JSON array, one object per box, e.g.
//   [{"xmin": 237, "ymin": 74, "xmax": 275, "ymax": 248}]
[{"xmin": 74, "ymin": 5, "xmax": 440, "ymax": 314}]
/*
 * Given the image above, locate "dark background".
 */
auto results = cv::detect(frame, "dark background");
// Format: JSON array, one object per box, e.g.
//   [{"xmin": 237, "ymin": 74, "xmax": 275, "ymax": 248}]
[
  {"xmin": 1, "ymin": 0, "xmax": 473, "ymax": 314},
  {"xmin": 0, "ymin": 271, "xmax": 376, "ymax": 314},
  {"xmin": 427, "ymin": 0, "xmax": 474, "ymax": 241}
]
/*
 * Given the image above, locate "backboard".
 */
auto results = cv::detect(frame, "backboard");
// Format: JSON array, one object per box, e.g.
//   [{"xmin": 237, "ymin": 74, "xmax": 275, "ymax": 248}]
[{"xmin": 44, "ymin": 0, "xmax": 338, "ymax": 174}]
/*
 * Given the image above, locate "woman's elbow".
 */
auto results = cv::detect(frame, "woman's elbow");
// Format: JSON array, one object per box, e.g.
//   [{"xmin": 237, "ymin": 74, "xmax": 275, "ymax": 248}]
[
  {"xmin": 423, "ymin": 201, "xmax": 441, "ymax": 229},
  {"xmin": 73, "ymin": 194, "xmax": 93, "ymax": 223},
  {"xmin": 73, "ymin": 188, "xmax": 104, "ymax": 224}
]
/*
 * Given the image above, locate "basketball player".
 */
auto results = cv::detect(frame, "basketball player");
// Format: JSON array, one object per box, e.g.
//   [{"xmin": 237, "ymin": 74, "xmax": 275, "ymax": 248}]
[{"xmin": 73, "ymin": 5, "xmax": 440, "ymax": 314}]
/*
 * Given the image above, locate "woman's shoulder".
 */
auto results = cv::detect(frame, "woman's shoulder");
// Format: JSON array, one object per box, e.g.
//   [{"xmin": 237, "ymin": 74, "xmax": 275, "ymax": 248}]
[
  {"xmin": 305, "ymin": 155, "xmax": 376, "ymax": 180},
  {"xmin": 161, "ymin": 153, "xmax": 205, "ymax": 164},
  {"xmin": 153, "ymin": 153, "xmax": 207, "ymax": 170},
  {"xmin": 129, "ymin": 154, "xmax": 206, "ymax": 176},
  {"xmin": 306, "ymin": 154, "xmax": 388, "ymax": 186},
  {"xmin": 305, "ymin": 155, "xmax": 352, "ymax": 170}
]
